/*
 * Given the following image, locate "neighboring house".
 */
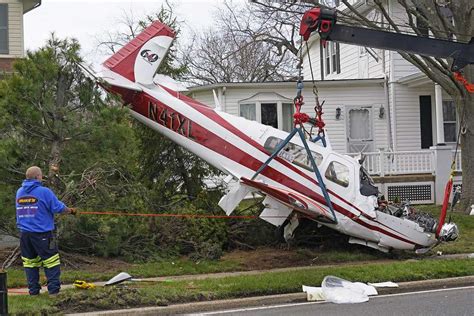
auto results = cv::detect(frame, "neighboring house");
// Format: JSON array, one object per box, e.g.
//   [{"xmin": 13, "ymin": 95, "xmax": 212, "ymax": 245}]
[
  {"xmin": 0, "ymin": 0, "xmax": 40, "ymax": 73},
  {"xmin": 301, "ymin": 0, "xmax": 457, "ymax": 153},
  {"xmin": 187, "ymin": 0, "xmax": 461, "ymax": 204}
]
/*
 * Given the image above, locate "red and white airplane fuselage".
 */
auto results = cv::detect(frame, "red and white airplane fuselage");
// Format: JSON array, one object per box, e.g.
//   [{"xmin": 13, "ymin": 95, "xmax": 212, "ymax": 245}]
[{"xmin": 97, "ymin": 21, "xmax": 457, "ymax": 253}]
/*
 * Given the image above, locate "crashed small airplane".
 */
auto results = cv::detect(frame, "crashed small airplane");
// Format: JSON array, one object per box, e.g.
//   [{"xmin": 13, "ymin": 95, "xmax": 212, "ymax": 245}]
[{"xmin": 95, "ymin": 19, "xmax": 460, "ymax": 253}]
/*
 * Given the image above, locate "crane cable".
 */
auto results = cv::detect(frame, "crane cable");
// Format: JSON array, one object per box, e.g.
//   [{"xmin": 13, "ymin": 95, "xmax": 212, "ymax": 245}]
[{"xmin": 301, "ymin": 41, "xmax": 326, "ymax": 141}]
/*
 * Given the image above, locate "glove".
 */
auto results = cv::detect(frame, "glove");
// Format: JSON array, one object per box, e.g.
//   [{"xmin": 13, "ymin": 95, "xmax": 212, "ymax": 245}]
[
  {"xmin": 73, "ymin": 280, "xmax": 95, "ymax": 289},
  {"xmin": 69, "ymin": 207, "xmax": 78, "ymax": 215}
]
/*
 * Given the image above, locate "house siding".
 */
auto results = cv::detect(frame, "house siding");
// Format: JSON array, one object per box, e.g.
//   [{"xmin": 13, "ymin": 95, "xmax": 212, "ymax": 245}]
[
  {"xmin": 190, "ymin": 90, "xmax": 215, "ymax": 109},
  {"xmin": 390, "ymin": 51, "xmax": 420, "ymax": 81}
]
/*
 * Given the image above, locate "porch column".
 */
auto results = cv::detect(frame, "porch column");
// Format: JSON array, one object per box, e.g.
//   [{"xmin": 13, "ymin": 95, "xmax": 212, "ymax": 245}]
[
  {"xmin": 431, "ymin": 145, "xmax": 452, "ymax": 204},
  {"xmin": 435, "ymin": 84, "xmax": 445, "ymax": 144}
]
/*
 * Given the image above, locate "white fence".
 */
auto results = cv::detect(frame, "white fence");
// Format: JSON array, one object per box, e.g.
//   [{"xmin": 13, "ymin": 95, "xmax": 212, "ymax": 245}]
[
  {"xmin": 346, "ymin": 150, "xmax": 436, "ymax": 176},
  {"xmin": 347, "ymin": 150, "xmax": 464, "ymax": 176}
]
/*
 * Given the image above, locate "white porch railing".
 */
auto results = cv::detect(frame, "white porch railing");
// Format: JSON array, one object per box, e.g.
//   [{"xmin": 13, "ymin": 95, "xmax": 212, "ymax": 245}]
[{"xmin": 346, "ymin": 150, "xmax": 436, "ymax": 176}]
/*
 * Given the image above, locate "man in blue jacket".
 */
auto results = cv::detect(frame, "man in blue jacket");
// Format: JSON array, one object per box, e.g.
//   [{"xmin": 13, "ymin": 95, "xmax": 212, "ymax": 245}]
[{"xmin": 16, "ymin": 166, "xmax": 75, "ymax": 295}]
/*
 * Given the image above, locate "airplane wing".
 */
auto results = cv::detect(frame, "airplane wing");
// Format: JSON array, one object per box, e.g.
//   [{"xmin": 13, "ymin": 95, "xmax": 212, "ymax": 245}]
[{"xmin": 219, "ymin": 177, "xmax": 336, "ymax": 226}]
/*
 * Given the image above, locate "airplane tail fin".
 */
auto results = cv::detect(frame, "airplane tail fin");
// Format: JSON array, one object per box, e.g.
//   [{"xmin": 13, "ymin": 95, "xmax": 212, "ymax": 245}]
[{"xmin": 103, "ymin": 21, "xmax": 175, "ymax": 86}]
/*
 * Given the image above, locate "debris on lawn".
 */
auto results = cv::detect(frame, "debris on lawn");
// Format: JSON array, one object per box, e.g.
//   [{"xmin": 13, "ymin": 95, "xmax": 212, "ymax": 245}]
[
  {"xmin": 303, "ymin": 275, "xmax": 378, "ymax": 304},
  {"xmin": 302, "ymin": 285, "xmax": 324, "ymax": 301},
  {"xmin": 105, "ymin": 272, "xmax": 133, "ymax": 286},
  {"xmin": 367, "ymin": 281, "xmax": 399, "ymax": 288}
]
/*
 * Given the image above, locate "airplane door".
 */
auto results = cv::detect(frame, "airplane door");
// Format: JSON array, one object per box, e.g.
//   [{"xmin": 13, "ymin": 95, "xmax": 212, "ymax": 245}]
[{"xmin": 346, "ymin": 106, "xmax": 374, "ymax": 153}]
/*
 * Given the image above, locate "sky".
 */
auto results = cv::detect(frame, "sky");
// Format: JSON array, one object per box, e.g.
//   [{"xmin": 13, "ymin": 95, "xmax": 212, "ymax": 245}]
[{"xmin": 24, "ymin": 0, "xmax": 226, "ymax": 66}]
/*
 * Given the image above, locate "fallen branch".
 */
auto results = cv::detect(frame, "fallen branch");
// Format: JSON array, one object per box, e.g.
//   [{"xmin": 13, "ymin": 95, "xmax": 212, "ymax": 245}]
[{"xmin": 1, "ymin": 246, "xmax": 20, "ymax": 270}]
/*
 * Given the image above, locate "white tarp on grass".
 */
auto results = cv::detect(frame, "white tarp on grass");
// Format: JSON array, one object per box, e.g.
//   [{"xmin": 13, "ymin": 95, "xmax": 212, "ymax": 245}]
[{"xmin": 303, "ymin": 276, "xmax": 380, "ymax": 304}]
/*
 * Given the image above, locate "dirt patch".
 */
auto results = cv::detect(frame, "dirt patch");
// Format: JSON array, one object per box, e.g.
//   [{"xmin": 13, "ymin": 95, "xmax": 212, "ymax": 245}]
[
  {"xmin": 60, "ymin": 252, "xmax": 133, "ymax": 272},
  {"xmin": 222, "ymin": 247, "xmax": 321, "ymax": 270}
]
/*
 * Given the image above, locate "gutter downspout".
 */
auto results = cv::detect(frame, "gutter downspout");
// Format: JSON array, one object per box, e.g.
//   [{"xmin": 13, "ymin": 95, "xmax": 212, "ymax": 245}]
[
  {"xmin": 384, "ymin": 70, "xmax": 393, "ymax": 151},
  {"xmin": 388, "ymin": 0, "xmax": 397, "ymax": 151}
]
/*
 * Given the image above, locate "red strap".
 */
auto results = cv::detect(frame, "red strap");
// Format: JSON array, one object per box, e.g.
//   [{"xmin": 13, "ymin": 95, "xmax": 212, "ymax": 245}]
[
  {"xmin": 454, "ymin": 72, "xmax": 474, "ymax": 93},
  {"xmin": 294, "ymin": 96, "xmax": 310, "ymax": 125},
  {"xmin": 436, "ymin": 178, "xmax": 453, "ymax": 237},
  {"xmin": 294, "ymin": 112, "xmax": 310, "ymax": 124}
]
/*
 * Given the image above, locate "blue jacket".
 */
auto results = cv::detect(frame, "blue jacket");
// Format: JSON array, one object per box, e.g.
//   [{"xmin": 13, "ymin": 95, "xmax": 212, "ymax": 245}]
[{"xmin": 16, "ymin": 179, "xmax": 66, "ymax": 233}]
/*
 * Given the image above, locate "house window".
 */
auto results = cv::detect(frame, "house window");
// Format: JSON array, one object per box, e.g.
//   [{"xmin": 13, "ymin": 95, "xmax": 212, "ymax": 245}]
[
  {"xmin": 443, "ymin": 100, "xmax": 457, "ymax": 143},
  {"xmin": 415, "ymin": 9, "xmax": 429, "ymax": 37},
  {"xmin": 282, "ymin": 103, "xmax": 294, "ymax": 132},
  {"xmin": 324, "ymin": 42, "xmax": 340, "ymax": 75},
  {"xmin": 240, "ymin": 103, "xmax": 256, "ymax": 121},
  {"xmin": 264, "ymin": 136, "xmax": 323, "ymax": 172},
  {"xmin": 0, "ymin": 4, "xmax": 8, "ymax": 54},
  {"xmin": 325, "ymin": 44, "xmax": 330, "ymax": 75},
  {"xmin": 239, "ymin": 101, "xmax": 294, "ymax": 132}
]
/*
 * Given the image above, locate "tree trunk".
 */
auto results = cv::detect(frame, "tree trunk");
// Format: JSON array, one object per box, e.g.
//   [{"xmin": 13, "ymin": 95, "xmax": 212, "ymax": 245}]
[
  {"xmin": 458, "ymin": 66, "xmax": 474, "ymax": 213},
  {"xmin": 47, "ymin": 140, "xmax": 63, "ymax": 191},
  {"xmin": 459, "ymin": 95, "xmax": 474, "ymax": 213}
]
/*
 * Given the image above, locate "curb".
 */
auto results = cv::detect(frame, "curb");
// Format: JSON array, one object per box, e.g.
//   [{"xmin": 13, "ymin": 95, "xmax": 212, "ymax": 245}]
[{"xmin": 68, "ymin": 275, "xmax": 474, "ymax": 315}]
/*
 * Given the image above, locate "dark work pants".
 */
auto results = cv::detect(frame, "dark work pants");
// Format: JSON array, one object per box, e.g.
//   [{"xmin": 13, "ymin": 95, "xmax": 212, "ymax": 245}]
[{"xmin": 20, "ymin": 231, "xmax": 61, "ymax": 295}]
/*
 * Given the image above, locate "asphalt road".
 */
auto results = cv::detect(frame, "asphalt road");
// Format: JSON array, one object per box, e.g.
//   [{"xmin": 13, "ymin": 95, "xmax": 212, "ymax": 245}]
[{"xmin": 191, "ymin": 286, "xmax": 474, "ymax": 316}]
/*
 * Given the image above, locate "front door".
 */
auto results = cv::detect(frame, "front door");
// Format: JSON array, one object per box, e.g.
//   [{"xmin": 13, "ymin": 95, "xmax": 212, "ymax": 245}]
[
  {"xmin": 346, "ymin": 106, "xmax": 374, "ymax": 153},
  {"xmin": 419, "ymin": 96, "xmax": 433, "ymax": 149}
]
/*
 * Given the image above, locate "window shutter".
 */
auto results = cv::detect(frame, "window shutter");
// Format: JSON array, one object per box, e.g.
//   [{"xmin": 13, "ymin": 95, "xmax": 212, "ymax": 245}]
[{"xmin": 0, "ymin": 4, "xmax": 8, "ymax": 54}]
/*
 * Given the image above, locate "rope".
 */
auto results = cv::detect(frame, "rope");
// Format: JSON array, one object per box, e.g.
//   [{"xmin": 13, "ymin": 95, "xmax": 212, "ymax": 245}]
[{"xmin": 77, "ymin": 211, "xmax": 289, "ymax": 219}]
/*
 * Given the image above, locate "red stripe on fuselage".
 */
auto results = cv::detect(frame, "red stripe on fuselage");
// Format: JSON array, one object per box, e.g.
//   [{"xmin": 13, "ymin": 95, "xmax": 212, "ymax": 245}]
[{"xmin": 120, "ymin": 86, "xmax": 417, "ymax": 246}]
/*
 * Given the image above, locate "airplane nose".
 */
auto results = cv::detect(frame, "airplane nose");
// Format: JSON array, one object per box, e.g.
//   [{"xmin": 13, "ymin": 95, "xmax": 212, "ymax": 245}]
[{"xmin": 438, "ymin": 222, "xmax": 459, "ymax": 242}]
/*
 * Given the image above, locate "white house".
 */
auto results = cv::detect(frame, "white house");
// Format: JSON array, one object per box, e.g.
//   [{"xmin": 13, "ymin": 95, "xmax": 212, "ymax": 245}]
[
  {"xmin": 188, "ymin": 0, "xmax": 462, "ymax": 204},
  {"xmin": 0, "ymin": 0, "xmax": 40, "ymax": 72}
]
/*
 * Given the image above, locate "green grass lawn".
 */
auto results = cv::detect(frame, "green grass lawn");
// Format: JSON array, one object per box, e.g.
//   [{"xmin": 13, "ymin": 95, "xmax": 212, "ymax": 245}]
[{"xmin": 8, "ymin": 258, "xmax": 474, "ymax": 315}]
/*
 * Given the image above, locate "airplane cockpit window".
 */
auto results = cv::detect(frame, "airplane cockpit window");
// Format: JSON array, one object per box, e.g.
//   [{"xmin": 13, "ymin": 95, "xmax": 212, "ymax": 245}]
[
  {"xmin": 325, "ymin": 161, "xmax": 350, "ymax": 187},
  {"xmin": 264, "ymin": 136, "xmax": 323, "ymax": 171},
  {"xmin": 360, "ymin": 167, "xmax": 379, "ymax": 196}
]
